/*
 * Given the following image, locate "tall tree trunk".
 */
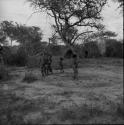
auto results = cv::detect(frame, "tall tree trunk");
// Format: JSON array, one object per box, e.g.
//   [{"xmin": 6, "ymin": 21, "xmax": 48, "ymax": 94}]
[{"xmin": 64, "ymin": 39, "xmax": 75, "ymax": 53}]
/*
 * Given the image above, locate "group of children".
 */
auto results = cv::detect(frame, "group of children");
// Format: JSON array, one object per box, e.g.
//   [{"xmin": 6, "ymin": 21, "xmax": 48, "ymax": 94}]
[{"xmin": 40, "ymin": 52, "xmax": 78, "ymax": 80}]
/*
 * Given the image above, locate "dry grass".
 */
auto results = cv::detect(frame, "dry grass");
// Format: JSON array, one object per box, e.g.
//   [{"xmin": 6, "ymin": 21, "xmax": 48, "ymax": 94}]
[
  {"xmin": 56, "ymin": 104, "xmax": 104, "ymax": 123},
  {"xmin": 0, "ymin": 90, "xmax": 124, "ymax": 125},
  {"xmin": 0, "ymin": 58, "xmax": 123, "ymax": 124}
]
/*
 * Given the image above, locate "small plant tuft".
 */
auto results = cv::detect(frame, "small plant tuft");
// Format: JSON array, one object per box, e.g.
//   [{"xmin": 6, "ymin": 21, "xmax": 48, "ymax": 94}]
[{"xmin": 22, "ymin": 72, "xmax": 37, "ymax": 83}]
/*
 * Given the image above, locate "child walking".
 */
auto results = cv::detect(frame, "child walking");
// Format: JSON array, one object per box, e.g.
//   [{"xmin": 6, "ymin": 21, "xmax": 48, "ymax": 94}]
[
  {"xmin": 72, "ymin": 54, "xmax": 78, "ymax": 80},
  {"xmin": 59, "ymin": 57, "xmax": 64, "ymax": 73}
]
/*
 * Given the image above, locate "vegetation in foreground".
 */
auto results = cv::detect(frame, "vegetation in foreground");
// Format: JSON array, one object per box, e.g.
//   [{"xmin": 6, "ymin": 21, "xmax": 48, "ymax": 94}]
[{"xmin": 0, "ymin": 90, "xmax": 123, "ymax": 125}]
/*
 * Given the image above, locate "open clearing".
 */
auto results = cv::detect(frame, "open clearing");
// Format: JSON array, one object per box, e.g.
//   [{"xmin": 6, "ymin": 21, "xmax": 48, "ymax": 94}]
[{"xmin": 0, "ymin": 58, "xmax": 123, "ymax": 124}]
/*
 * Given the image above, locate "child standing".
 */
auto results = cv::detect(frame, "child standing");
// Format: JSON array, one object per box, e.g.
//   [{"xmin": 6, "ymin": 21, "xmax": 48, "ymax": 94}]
[
  {"xmin": 59, "ymin": 57, "xmax": 64, "ymax": 73},
  {"xmin": 72, "ymin": 54, "xmax": 78, "ymax": 80},
  {"xmin": 47, "ymin": 55, "xmax": 53, "ymax": 74}
]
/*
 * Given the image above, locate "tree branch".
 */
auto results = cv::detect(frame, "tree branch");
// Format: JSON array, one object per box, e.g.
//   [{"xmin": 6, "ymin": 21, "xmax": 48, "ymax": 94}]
[{"xmin": 71, "ymin": 31, "xmax": 93, "ymax": 45}]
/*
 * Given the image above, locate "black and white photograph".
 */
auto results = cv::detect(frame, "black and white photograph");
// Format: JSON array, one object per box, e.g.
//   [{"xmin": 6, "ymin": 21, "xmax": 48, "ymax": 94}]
[{"xmin": 0, "ymin": 0, "xmax": 123, "ymax": 124}]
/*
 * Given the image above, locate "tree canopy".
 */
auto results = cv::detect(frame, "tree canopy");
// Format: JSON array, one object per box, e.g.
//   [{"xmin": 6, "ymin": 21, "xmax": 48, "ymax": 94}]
[
  {"xmin": 0, "ymin": 29, "xmax": 6, "ymax": 45},
  {"xmin": 28, "ymin": 0, "xmax": 107, "ymax": 46}
]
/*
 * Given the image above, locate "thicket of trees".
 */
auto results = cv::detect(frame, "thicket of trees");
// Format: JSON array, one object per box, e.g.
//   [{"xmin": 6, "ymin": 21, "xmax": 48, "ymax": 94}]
[
  {"xmin": 0, "ymin": 39, "xmax": 122, "ymax": 68},
  {"xmin": 105, "ymin": 39, "xmax": 123, "ymax": 58}
]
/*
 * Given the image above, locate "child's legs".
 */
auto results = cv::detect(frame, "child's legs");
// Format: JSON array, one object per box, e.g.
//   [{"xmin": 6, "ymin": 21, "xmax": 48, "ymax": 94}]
[
  {"xmin": 45, "ymin": 65, "xmax": 49, "ymax": 75},
  {"xmin": 50, "ymin": 65, "xmax": 53, "ymax": 73}
]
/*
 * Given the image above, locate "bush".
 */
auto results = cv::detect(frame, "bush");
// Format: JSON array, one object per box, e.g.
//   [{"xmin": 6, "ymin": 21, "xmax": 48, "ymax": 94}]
[
  {"xmin": 27, "ymin": 56, "xmax": 40, "ymax": 68},
  {"xmin": 105, "ymin": 39, "xmax": 123, "ymax": 58},
  {"xmin": 22, "ymin": 72, "xmax": 37, "ymax": 83},
  {"xmin": 15, "ymin": 47, "xmax": 27, "ymax": 66},
  {"xmin": 0, "ymin": 65, "xmax": 9, "ymax": 80},
  {"xmin": 4, "ymin": 47, "xmax": 27, "ymax": 66},
  {"xmin": 49, "ymin": 45, "xmax": 63, "ymax": 56}
]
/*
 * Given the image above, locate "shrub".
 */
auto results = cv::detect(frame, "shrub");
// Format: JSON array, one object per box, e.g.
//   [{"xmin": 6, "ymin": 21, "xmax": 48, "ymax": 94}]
[
  {"xmin": 49, "ymin": 45, "xmax": 63, "ymax": 56},
  {"xmin": 105, "ymin": 39, "xmax": 123, "ymax": 58},
  {"xmin": 27, "ymin": 56, "xmax": 40, "ymax": 68},
  {"xmin": 16, "ymin": 47, "xmax": 27, "ymax": 66},
  {"xmin": 22, "ymin": 72, "xmax": 37, "ymax": 83},
  {"xmin": 5, "ymin": 47, "xmax": 27, "ymax": 66}
]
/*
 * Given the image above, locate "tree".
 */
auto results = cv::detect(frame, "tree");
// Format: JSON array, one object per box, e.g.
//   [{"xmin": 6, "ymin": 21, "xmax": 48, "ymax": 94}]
[
  {"xmin": 28, "ymin": 0, "xmax": 107, "ymax": 48},
  {"xmin": 0, "ymin": 27, "xmax": 9, "ymax": 65},
  {"xmin": 0, "ymin": 21, "xmax": 17, "ymax": 46},
  {"xmin": 15, "ymin": 24, "xmax": 43, "ymax": 56},
  {"xmin": 0, "ymin": 30, "xmax": 6, "ymax": 45},
  {"xmin": 113, "ymin": 0, "xmax": 123, "ymax": 13},
  {"xmin": 114, "ymin": 0, "xmax": 123, "ymax": 8},
  {"xmin": 1, "ymin": 21, "xmax": 43, "ymax": 54}
]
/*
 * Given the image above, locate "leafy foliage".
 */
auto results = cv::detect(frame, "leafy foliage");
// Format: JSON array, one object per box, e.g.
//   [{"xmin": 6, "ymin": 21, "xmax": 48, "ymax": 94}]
[
  {"xmin": 0, "ymin": 21, "xmax": 43, "ymax": 56},
  {"xmin": 0, "ymin": 21, "xmax": 17, "ymax": 46},
  {"xmin": 0, "ymin": 29, "xmax": 7, "ymax": 45},
  {"xmin": 113, "ymin": 0, "xmax": 123, "ymax": 8}
]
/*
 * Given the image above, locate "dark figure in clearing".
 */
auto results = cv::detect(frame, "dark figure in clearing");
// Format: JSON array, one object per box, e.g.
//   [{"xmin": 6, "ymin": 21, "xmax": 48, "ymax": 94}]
[
  {"xmin": 47, "ymin": 54, "xmax": 53, "ymax": 74},
  {"xmin": 72, "ymin": 54, "xmax": 78, "ymax": 80},
  {"xmin": 40, "ymin": 53, "xmax": 48, "ymax": 77},
  {"xmin": 59, "ymin": 57, "xmax": 64, "ymax": 73}
]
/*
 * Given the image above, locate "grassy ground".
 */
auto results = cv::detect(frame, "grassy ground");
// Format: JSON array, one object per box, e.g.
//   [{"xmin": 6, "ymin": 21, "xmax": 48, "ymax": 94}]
[{"xmin": 0, "ymin": 58, "xmax": 123, "ymax": 124}]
